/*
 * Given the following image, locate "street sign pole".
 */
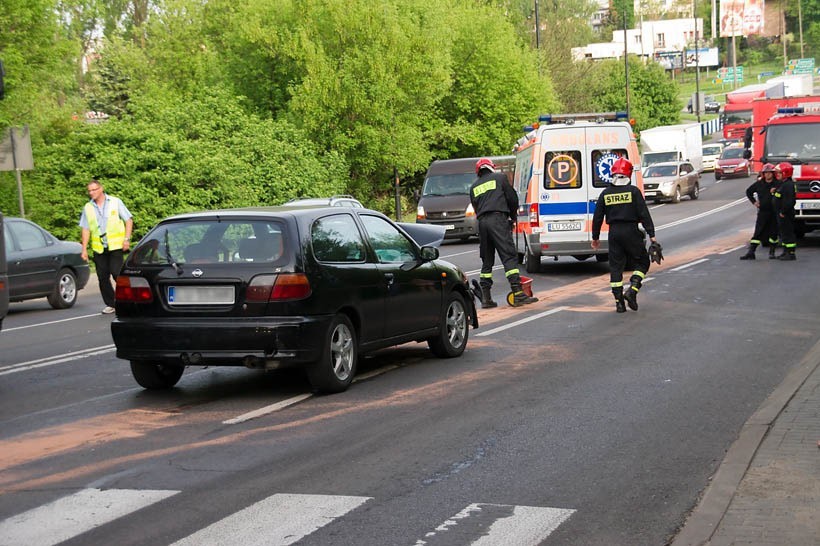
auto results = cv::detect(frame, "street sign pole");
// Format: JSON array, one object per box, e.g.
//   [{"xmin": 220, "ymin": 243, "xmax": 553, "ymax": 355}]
[{"xmin": 10, "ymin": 129, "xmax": 24, "ymax": 217}]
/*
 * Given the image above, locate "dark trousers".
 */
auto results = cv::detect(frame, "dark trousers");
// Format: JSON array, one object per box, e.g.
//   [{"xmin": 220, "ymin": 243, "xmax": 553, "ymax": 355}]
[
  {"xmin": 608, "ymin": 223, "xmax": 649, "ymax": 285},
  {"xmin": 478, "ymin": 213, "xmax": 519, "ymax": 288},
  {"xmin": 777, "ymin": 213, "xmax": 796, "ymax": 248},
  {"xmin": 751, "ymin": 209, "xmax": 777, "ymax": 245},
  {"xmin": 93, "ymin": 249, "xmax": 124, "ymax": 306}
]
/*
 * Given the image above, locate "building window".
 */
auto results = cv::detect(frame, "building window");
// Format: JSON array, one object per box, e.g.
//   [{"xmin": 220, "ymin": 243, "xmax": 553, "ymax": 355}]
[{"xmin": 656, "ymin": 33, "xmax": 665, "ymax": 48}]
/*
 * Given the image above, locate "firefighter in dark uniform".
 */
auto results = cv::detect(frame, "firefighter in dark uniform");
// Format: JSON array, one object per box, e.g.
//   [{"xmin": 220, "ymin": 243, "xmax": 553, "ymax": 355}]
[
  {"xmin": 591, "ymin": 157, "xmax": 657, "ymax": 313},
  {"xmin": 740, "ymin": 163, "xmax": 778, "ymax": 260},
  {"xmin": 469, "ymin": 158, "xmax": 538, "ymax": 308},
  {"xmin": 773, "ymin": 162, "xmax": 797, "ymax": 260}
]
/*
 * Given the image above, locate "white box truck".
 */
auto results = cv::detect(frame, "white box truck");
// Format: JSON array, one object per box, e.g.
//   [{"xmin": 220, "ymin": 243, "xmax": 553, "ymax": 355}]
[
  {"xmin": 640, "ymin": 123, "xmax": 703, "ymax": 172},
  {"xmin": 767, "ymin": 74, "xmax": 814, "ymax": 97}
]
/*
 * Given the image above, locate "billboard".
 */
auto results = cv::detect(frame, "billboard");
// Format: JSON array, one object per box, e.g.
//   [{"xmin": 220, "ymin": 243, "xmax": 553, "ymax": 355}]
[
  {"xmin": 685, "ymin": 48, "xmax": 720, "ymax": 68},
  {"xmin": 720, "ymin": 0, "xmax": 765, "ymax": 37}
]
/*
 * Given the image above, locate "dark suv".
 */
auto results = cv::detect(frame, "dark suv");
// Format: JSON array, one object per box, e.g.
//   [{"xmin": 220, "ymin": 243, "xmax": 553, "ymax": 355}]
[{"xmin": 111, "ymin": 206, "xmax": 477, "ymax": 393}]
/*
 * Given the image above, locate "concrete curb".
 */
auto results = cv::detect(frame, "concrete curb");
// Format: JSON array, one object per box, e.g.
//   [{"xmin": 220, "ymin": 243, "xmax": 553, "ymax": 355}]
[{"xmin": 671, "ymin": 336, "xmax": 820, "ymax": 546}]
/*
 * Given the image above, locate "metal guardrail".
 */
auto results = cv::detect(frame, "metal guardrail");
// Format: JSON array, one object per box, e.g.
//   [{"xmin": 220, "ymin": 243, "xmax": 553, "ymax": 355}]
[{"xmin": 700, "ymin": 117, "xmax": 723, "ymax": 137}]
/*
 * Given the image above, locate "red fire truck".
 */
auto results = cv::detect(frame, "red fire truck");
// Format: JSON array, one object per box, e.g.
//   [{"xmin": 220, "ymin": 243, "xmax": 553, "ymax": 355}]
[
  {"xmin": 745, "ymin": 106, "xmax": 820, "ymax": 236},
  {"xmin": 722, "ymin": 81, "xmax": 785, "ymax": 140},
  {"xmin": 747, "ymin": 95, "xmax": 820, "ymax": 172}
]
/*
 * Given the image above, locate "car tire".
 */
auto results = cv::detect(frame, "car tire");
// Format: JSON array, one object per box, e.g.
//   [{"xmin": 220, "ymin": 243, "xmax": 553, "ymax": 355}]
[
  {"xmin": 714, "ymin": 173, "xmax": 721, "ymax": 180},
  {"xmin": 130, "ymin": 361, "xmax": 184, "ymax": 389},
  {"xmin": 690, "ymin": 183, "xmax": 700, "ymax": 200},
  {"xmin": 307, "ymin": 313, "xmax": 357, "ymax": 394},
  {"xmin": 595, "ymin": 253, "xmax": 609, "ymax": 263},
  {"xmin": 47, "ymin": 268, "xmax": 78, "ymax": 309},
  {"xmin": 428, "ymin": 291, "xmax": 469, "ymax": 358},
  {"xmin": 524, "ymin": 245, "xmax": 540, "ymax": 273},
  {"xmin": 672, "ymin": 186, "xmax": 681, "ymax": 204}
]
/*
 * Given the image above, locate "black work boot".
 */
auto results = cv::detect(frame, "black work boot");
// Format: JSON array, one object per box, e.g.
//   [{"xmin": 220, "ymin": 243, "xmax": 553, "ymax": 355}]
[
  {"xmin": 624, "ymin": 287, "xmax": 638, "ymax": 311},
  {"xmin": 739, "ymin": 243, "xmax": 757, "ymax": 260},
  {"xmin": 778, "ymin": 249, "xmax": 796, "ymax": 261},
  {"xmin": 480, "ymin": 286, "xmax": 498, "ymax": 308},
  {"xmin": 768, "ymin": 246, "xmax": 777, "ymax": 259},
  {"xmin": 509, "ymin": 282, "xmax": 538, "ymax": 307},
  {"xmin": 612, "ymin": 287, "xmax": 626, "ymax": 313}
]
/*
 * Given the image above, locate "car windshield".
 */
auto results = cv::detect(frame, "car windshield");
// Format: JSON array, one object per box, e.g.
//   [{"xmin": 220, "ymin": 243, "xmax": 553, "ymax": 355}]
[
  {"xmin": 422, "ymin": 173, "xmax": 475, "ymax": 196},
  {"xmin": 642, "ymin": 152, "xmax": 678, "ymax": 167},
  {"xmin": 130, "ymin": 219, "xmax": 287, "ymax": 266},
  {"xmin": 703, "ymin": 146, "xmax": 722, "ymax": 155},
  {"xmin": 644, "ymin": 165, "xmax": 678, "ymax": 177},
  {"xmin": 721, "ymin": 147, "xmax": 745, "ymax": 159},
  {"xmin": 765, "ymin": 123, "xmax": 820, "ymax": 161},
  {"xmin": 722, "ymin": 109, "xmax": 752, "ymax": 124}
]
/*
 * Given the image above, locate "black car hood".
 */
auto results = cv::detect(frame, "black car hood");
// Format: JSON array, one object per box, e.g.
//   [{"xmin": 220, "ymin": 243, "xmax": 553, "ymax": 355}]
[{"xmin": 398, "ymin": 223, "xmax": 447, "ymax": 248}]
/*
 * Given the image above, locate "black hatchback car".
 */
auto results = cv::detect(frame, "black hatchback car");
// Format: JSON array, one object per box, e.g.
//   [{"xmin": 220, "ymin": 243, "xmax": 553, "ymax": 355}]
[{"xmin": 111, "ymin": 206, "xmax": 478, "ymax": 393}]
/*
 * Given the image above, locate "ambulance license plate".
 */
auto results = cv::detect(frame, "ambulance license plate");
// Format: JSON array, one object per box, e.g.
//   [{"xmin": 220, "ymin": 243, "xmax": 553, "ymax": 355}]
[
  {"xmin": 547, "ymin": 222, "xmax": 583, "ymax": 232},
  {"xmin": 800, "ymin": 201, "xmax": 820, "ymax": 209}
]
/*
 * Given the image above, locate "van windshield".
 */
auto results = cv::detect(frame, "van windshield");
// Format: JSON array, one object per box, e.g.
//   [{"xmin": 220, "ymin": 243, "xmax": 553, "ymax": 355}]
[{"xmin": 422, "ymin": 174, "xmax": 476, "ymax": 196}]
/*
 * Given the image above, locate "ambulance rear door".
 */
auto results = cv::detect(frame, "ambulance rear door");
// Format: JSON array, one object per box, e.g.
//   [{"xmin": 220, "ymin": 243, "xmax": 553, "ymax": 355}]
[
  {"xmin": 584, "ymin": 124, "xmax": 635, "ymax": 241},
  {"xmin": 537, "ymin": 124, "xmax": 590, "ymax": 251}
]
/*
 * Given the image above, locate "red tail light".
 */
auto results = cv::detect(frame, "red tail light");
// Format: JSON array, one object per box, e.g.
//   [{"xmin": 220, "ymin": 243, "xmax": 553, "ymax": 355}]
[
  {"xmin": 115, "ymin": 276, "xmax": 153, "ymax": 303},
  {"xmin": 528, "ymin": 202, "xmax": 539, "ymax": 225},
  {"xmin": 247, "ymin": 273, "xmax": 312, "ymax": 302}
]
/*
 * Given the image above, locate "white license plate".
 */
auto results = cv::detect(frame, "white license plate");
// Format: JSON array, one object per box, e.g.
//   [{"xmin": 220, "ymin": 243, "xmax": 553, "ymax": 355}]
[
  {"xmin": 723, "ymin": 168, "xmax": 734, "ymax": 173},
  {"xmin": 547, "ymin": 222, "xmax": 583, "ymax": 232},
  {"xmin": 443, "ymin": 224, "xmax": 455, "ymax": 230},
  {"xmin": 800, "ymin": 201, "xmax": 820, "ymax": 209},
  {"xmin": 168, "ymin": 285, "xmax": 235, "ymax": 305}
]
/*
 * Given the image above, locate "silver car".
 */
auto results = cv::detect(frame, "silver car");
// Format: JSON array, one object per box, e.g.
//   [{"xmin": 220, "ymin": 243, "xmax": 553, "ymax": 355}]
[{"xmin": 642, "ymin": 161, "xmax": 700, "ymax": 203}]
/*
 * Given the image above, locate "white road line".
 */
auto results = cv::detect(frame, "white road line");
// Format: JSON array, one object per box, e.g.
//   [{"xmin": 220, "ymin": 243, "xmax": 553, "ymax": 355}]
[
  {"xmin": 440, "ymin": 249, "xmax": 479, "ymax": 258},
  {"xmin": 0, "ymin": 344, "xmax": 116, "ymax": 376},
  {"xmin": 476, "ymin": 307, "xmax": 569, "ymax": 337},
  {"xmin": 2, "ymin": 313, "xmax": 104, "ymax": 332},
  {"xmin": 655, "ymin": 198, "xmax": 746, "ymax": 231},
  {"xmin": 169, "ymin": 493, "xmax": 371, "ymax": 546},
  {"xmin": 466, "ymin": 264, "xmax": 504, "ymax": 276},
  {"xmin": 0, "ymin": 488, "xmax": 178, "ymax": 546},
  {"xmin": 223, "ymin": 393, "xmax": 314, "ymax": 425},
  {"xmin": 671, "ymin": 258, "xmax": 710, "ymax": 271},
  {"xmin": 415, "ymin": 503, "xmax": 575, "ymax": 546},
  {"xmin": 720, "ymin": 245, "xmax": 746, "ymax": 255}
]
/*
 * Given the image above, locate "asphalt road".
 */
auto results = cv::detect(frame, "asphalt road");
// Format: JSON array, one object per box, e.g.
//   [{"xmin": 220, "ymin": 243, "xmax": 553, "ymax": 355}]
[{"xmin": 2, "ymin": 171, "xmax": 819, "ymax": 546}]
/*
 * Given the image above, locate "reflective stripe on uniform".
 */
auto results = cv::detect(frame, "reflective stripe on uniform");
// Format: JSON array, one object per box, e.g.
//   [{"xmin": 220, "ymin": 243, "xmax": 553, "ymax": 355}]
[
  {"xmin": 631, "ymin": 270, "xmax": 646, "ymax": 279},
  {"xmin": 471, "ymin": 180, "xmax": 497, "ymax": 198},
  {"xmin": 604, "ymin": 192, "xmax": 632, "ymax": 206},
  {"xmin": 610, "ymin": 281, "xmax": 623, "ymax": 288},
  {"xmin": 480, "ymin": 273, "xmax": 493, "ymax": 279},
  {"xmin": 504, "ymin": 269, "xmax": 520, "ymax": 277}
]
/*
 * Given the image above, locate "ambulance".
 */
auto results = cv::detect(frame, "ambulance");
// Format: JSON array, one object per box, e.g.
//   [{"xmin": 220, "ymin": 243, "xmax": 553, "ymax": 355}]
[{"xmin": 511, "ymin": 112, "xmax": 643, "ymax": 273}]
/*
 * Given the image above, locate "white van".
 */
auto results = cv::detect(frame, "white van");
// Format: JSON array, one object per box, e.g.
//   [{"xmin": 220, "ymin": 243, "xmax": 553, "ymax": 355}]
[{"xmin": 511, "ymin": 112, "xmax": 644, "ymax": 273}]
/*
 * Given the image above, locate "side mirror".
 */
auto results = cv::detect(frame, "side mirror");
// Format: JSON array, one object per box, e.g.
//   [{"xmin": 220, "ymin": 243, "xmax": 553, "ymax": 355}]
[{"xmin": 420, "ymin": 246, "xmax": 439, "ymax": 261}]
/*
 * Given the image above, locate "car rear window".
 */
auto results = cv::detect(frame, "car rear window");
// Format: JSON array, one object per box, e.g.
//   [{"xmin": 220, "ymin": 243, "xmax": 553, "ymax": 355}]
[{"xmin": 131, "ymin": 220, "xmax": 287, "ymax": 266}]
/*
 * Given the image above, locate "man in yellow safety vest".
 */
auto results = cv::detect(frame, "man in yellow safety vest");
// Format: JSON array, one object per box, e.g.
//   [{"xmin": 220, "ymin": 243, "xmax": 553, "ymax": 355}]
[{"xmin": 79, "ymin": 179, "xmax": 133, "ymax": 314}]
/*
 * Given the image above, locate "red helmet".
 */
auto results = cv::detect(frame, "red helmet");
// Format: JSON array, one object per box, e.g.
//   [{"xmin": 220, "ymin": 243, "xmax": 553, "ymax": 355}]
[
  {"xmin": 775, "ymin": 162, "xmax": 794, "ymax": 178},
  {"xmin": 760, "ymin": 163, "xmax": 776, "ymax": 173},
  {"xmin": 475, "ymin": 158, "xmax": 496, "ymax": 175},
  {"xmin": 611, "ymin": 157, "xmax": 634, "ymax": 178}
]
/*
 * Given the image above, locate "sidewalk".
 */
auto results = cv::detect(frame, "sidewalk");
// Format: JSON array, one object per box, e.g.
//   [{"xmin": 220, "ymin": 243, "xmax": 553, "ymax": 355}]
[{"xmin": 672, "ymin": 338, "xmax": 820, "ymax": 546}]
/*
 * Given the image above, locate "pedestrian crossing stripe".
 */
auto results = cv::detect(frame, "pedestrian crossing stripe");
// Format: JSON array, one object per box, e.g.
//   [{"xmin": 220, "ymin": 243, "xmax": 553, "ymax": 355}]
[
  {"xmin": 169, "ymin": 493, "xmax": 372, "ymax": 546},
  {"xmin": 0, "ymin": 489, "xmax": 575, "ymax": 546},
  {"xmin": 415, "ymin": 503, "xmax": 576, "ymax": 546},
  {"xmin": 0, "ymin": 488, "xmax": 179, "ymax": 546}
]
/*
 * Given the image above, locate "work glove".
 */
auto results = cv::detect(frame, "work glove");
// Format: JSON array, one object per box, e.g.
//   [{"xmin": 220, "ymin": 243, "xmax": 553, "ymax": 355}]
[
  {"xmin": 648, "ymin": 241, "xmax": 664, "ymax": 265},
  {"xmin": 469, "ymin": 279, "xmax": 483, "ymax": 302}
]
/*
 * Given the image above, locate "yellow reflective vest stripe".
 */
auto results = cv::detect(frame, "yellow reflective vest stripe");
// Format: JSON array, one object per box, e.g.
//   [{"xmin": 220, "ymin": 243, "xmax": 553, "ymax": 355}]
[{"xmin": 85, "ymin": 200, "xmax": 126, "ymax": 253}]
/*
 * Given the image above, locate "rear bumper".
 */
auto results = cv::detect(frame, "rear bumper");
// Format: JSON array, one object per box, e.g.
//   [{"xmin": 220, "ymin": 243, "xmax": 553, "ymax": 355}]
[{"xmin": 111, "ymin": 315, "xmax": 332, "ymax": 366}]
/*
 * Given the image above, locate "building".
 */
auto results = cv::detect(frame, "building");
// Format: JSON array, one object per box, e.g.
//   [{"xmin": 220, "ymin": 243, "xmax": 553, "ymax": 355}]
[{"xmin": 572, "ymin": 17, "xmax": 703, "ymax": 62}]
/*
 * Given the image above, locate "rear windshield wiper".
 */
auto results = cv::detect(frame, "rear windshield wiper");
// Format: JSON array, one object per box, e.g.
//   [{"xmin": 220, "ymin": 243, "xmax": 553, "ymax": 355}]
[{"xmin": 164, "ymin": 230, "xmax": 183, "ymax": 275}]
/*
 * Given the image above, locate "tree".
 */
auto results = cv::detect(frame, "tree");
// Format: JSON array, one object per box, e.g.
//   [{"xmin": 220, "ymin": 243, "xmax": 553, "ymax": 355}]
[{"xmin": 588, "ymin": 56, "xmax": 680, "ymax": 131}]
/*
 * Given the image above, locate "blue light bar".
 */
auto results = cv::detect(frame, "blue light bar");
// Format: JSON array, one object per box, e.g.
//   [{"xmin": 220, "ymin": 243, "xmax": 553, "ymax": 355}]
[{"xmin": 777, "ymin": 107, "xmax": 805, "ymax": 114}]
